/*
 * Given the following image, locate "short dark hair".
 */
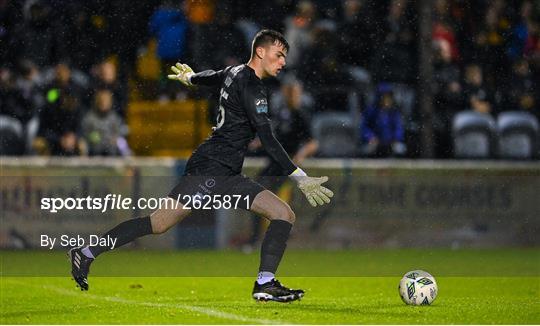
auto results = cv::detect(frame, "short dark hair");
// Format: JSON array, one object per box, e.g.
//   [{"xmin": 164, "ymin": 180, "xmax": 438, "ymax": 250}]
[{"xmin": 251, "ymin": 29, "xmax": 290, "ymax": 58}]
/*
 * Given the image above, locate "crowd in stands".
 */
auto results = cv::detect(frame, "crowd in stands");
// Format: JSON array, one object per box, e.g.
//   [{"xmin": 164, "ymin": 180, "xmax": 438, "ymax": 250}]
[{"xmin": 1, "ymin": 0, "xmax": 538, "ymax": 158}]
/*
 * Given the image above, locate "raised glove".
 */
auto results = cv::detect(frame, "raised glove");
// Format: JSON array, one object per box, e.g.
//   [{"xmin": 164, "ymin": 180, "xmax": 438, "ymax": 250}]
[{"xmin": 168, "ymin": 63, "xmax": 195, "ymax": 86}]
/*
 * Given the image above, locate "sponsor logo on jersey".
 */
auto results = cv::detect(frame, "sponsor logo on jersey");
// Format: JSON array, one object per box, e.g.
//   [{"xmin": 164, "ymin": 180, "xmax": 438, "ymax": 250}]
[
  {"xmin": 255, "ymin": 98, "xmax": 268, "ymax": 113},
  {"xmin": 205, "ymin": 178, "xmax": 216, "ymax": 188}
]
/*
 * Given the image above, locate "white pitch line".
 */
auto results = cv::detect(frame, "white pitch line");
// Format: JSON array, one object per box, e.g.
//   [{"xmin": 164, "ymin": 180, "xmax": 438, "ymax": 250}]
[{"xmin": 6, "ymin": 279, "xmax": 292, "ymax": 325}]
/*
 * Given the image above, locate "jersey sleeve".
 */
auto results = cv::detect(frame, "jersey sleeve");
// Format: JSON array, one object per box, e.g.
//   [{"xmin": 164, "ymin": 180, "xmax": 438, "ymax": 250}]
[
  {"xmin": 243, "ymin": 83, "xmax": 271, "ymax": 127},
  {"xmin": 243, "ymin": 83, "xmax": 297, "ymax": 175},
  {"xmin": 190, "ymin": 66, "xmax": 231, "ymax": 87}
]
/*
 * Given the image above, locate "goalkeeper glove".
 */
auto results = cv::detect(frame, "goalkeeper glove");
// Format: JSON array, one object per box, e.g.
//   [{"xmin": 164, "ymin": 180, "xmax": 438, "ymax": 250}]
[
  {"xmin": 290, "ymin": 168, "xmax": 334, "ymax": 207},
  {"xmin": 168, "ymin": 63, "xmax": 195, "ymax": 86}
]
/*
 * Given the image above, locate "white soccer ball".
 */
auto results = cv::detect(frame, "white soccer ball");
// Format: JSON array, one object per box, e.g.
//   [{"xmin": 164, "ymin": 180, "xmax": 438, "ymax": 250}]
[{"xmin": 398, "ymin": 270, "xmax": 438, "ymax": 305}]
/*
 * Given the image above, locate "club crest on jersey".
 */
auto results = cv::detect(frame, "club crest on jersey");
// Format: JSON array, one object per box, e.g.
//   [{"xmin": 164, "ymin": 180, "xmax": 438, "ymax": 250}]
[{"xmin": 255, "ymin": 98, "xmax": 268, "ymax": 113}]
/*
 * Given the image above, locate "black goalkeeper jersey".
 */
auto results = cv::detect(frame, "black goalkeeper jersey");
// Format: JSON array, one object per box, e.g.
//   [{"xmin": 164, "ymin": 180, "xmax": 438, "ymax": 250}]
[{"xmin": 188, "ymin": 64, "xmax": 296, "ymax": 175}]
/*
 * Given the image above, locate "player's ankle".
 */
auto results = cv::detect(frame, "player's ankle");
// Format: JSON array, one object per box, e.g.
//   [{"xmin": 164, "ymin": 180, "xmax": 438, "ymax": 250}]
[
  {"xmin": 256, "ymin": 271, "xmax": 275, "ymax": 284},
  {"xmin": 81, "ymin": 246, "xmax": 95, "ymax": 259}
]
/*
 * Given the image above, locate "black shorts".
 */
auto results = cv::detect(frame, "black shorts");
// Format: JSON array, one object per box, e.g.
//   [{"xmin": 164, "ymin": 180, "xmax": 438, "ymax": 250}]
[{"xmin": 167, "ymin": 155, "xmax": 265, "ymax": 210}]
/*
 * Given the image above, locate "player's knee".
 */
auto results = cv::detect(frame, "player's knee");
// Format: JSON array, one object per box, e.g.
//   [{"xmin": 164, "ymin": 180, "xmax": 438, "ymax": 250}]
[
  {"xmin": 150, "ymin": 207, "xmax": 189, "ymax": 234},
  {"xmin": 269, "ymin": 203, "xmax": 296, "ymax": 224},
  {"xmin": 150, "ymin": 215, "xmax": 173, "ymax": 234},
  {"xmin": 151, "ymin": 220, "xmax": 169, "ymax": 234},
  {"xmin": 285, "ymin": 207, "xmax": 296, "ymax": 224}
]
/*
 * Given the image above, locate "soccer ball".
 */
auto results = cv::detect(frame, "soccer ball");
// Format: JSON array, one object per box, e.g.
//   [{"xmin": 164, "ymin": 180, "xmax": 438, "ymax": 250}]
[{"xmin": 398, "ymin": 270, "xmax": 438, "ymax": 305}]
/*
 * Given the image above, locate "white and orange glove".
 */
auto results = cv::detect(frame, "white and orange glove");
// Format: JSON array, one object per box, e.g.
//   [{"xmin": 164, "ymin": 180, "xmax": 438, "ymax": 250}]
[{"xmin": 290, "ymin": 168, "xmax": 334, "ymax": 207}]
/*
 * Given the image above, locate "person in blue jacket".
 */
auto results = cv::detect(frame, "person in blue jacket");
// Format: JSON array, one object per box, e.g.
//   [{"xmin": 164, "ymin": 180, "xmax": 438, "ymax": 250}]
[
  {"xmin": 149, "ymin": 0, "xmax": 189, "ymax": 100},
  {"xmin": 360, "ymin": 83, "xmax": 406, "ymax": 157}
]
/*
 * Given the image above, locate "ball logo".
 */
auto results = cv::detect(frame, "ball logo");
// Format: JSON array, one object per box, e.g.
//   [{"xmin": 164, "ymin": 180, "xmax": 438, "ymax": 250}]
[
  {"xmin": 205, "ymin": 179, "xmax": 216, "ymax": 188},
  {"xmin": 417, "ymin": 278, "xmax": 433, "ymax": 285},
  {"xmin": 407, "ymin": 282, "xmax": 415, "ymax": 299}
]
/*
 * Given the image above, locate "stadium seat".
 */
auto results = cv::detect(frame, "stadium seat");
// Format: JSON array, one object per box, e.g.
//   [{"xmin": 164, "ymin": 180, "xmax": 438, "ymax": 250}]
[
  {"xmin": 497, "ymin": 111, "xmax": 539, "ymax": 159},
  {"xmin": 127, "ymin": 100, "xmax": 212, "ymax": 157},
  {"xmin": 25, "ymin": 116, "xmax": 40, "ymax": 153},
  {"xmin": 452, "ymin": 111, "xmax": 496, "ymax": 158},
  {"xmin": 0, "ymin": 115, "xmax": 25, "ymax": 155},
  {"xmin": 311, "ymin": 112, "xmax": 357, "ymax": 157}
]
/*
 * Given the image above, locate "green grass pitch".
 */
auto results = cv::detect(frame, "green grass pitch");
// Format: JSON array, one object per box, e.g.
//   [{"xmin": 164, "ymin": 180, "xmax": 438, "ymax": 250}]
[{"xmin": 1, "ymin": 249, "xmax": 539, "ymax": 324}]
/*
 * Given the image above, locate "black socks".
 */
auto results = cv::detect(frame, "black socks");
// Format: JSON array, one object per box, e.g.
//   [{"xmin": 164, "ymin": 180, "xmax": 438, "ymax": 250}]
[
  {"xmin": 259, "ymin": 219, "xmax": 293, "ymax": 273},
  {"xmin": 89, "ymin": 216, "xmax": 153, "ymax": 257}
]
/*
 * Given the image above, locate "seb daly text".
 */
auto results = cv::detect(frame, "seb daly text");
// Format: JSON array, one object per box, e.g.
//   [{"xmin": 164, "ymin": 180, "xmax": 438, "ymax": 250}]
[{"xmin": 40, "ymin": 235, "xmax": 117, "ymax": 250}]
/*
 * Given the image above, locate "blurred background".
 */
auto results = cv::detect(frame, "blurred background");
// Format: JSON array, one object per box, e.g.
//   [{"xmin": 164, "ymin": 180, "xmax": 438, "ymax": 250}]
[
  {"xmin": 1, "ymin": 0, "xmax": 539, "ymax": 159},
  {"xmin": 1, "ymin": 0, "xmax": 539, "ymax": 251}
]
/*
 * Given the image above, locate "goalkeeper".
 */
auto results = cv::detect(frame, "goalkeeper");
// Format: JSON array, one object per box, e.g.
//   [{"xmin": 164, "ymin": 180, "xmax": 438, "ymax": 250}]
[{"xmin": 69, "ymin": 29, "xmax": 333, "ymax": 303}]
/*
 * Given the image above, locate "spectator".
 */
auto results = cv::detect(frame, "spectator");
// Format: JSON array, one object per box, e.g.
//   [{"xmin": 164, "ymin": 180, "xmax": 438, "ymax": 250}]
[
  {"xmin": 298, "ymin": 22, "xmax": 350, "ymax": 112},
  {"xmin": 370, "ymin": 0, "xmax": 417, "ymax": 84},
  {"xmin": 149, "ymin": 0, "xmax": 189, "ymax": 100},
  {"xmin": 60, "ymin": 3, "xmax": 107, "ymax": 72},
  {"xmin": 0, "ymin": 67, "xmax": 26, "ymax": 155},
  {"xmin": 446, "ymin": 0, "xmax": 476, "ymax": 63},
  {"xmin": 432, "ymin": 39, "xmax": 462, "ymax": 158},
  {"xmin": 270, "ymin": 75, "xmax": 315, "ymax": 119},
  {"xmin": 34, "ymin": 62, "xmax": 85, "ymax": 156},
  {"xmin": 471, "ymin": 2, "xmax": 512, "ymax": 89},
  {"xmin": 9, "ymin": 0, "xmax": 64, "ymax": 67},
  {"xmin": 462, "ymin": 64, "xmax": 495, "ymax": 115},
  {"xmin": 241, "ymin": 0, "xmax": 294, "ymax": 31},
  {"xmin": 14, "ymin": 60, "xmax": 43, "ymax": 122},
  {"xmin": 360, "ymin": 83, "xmax": 406, "ymax": 157},
  {"xmin": 105, "ymin": 0, "xmax": 161, "ymax": 81},
  {"xmin": 432, "ymin": 0, "xmax": 460, "ymax": 61},
  {"xmin": 283, "ymin": 0, "xmax": 317, "ymax": 70},
  {"xmin": 524, "ymin": 18, "xmax": 540, "ymax": 56},
  {"xmin": 248, "ymin": 75, "xmax": 315, "ymax": 156},
  {"xmin": 81, "ymin": 89, "xmax": 128, "ymax": 156},
  {"xmin": 149, "ymin": 0, "xmax": 189, "ymax": 63},
  {"xmin": 91, "ymin": 60, "xmax": 127, "ymax": 118},
  {"xmin": 206, "ymin": 4, "xmax": 249, "ymax": 68},
  {"xmin": 0, "ymin": 65, "xmax": 36, "ymax": 125},
  {"xmin": 190, "ymin": 1, "xmax": 247, "ymax": 74},
  {"xmin": 0, "ymin": 0, "xmax": 22, "ymax": 65},
  {"xmin": 183, "ymin": 0, "xmax": 216, "ymax": 73},
  {"xmin": 506, "ymin": 59, "xmax": 539, "ymax": 120},
  {"xmin": 507, "ymin": 0, "xmax": 534, "ymax": 61},
  {"xmin": 270, "ymin": 76, "xmax": 315, "ymax": 151},
  {"xmin": 523, "ymin": 15, "xmax": 540, "ymax": 77},
  {"xmin": 337, "ymin": 0, "xmax": 376, "ymax": 69},
  {"xmin": 0, "ymin": 61, "xmax": 42, "ymax": 155}
]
